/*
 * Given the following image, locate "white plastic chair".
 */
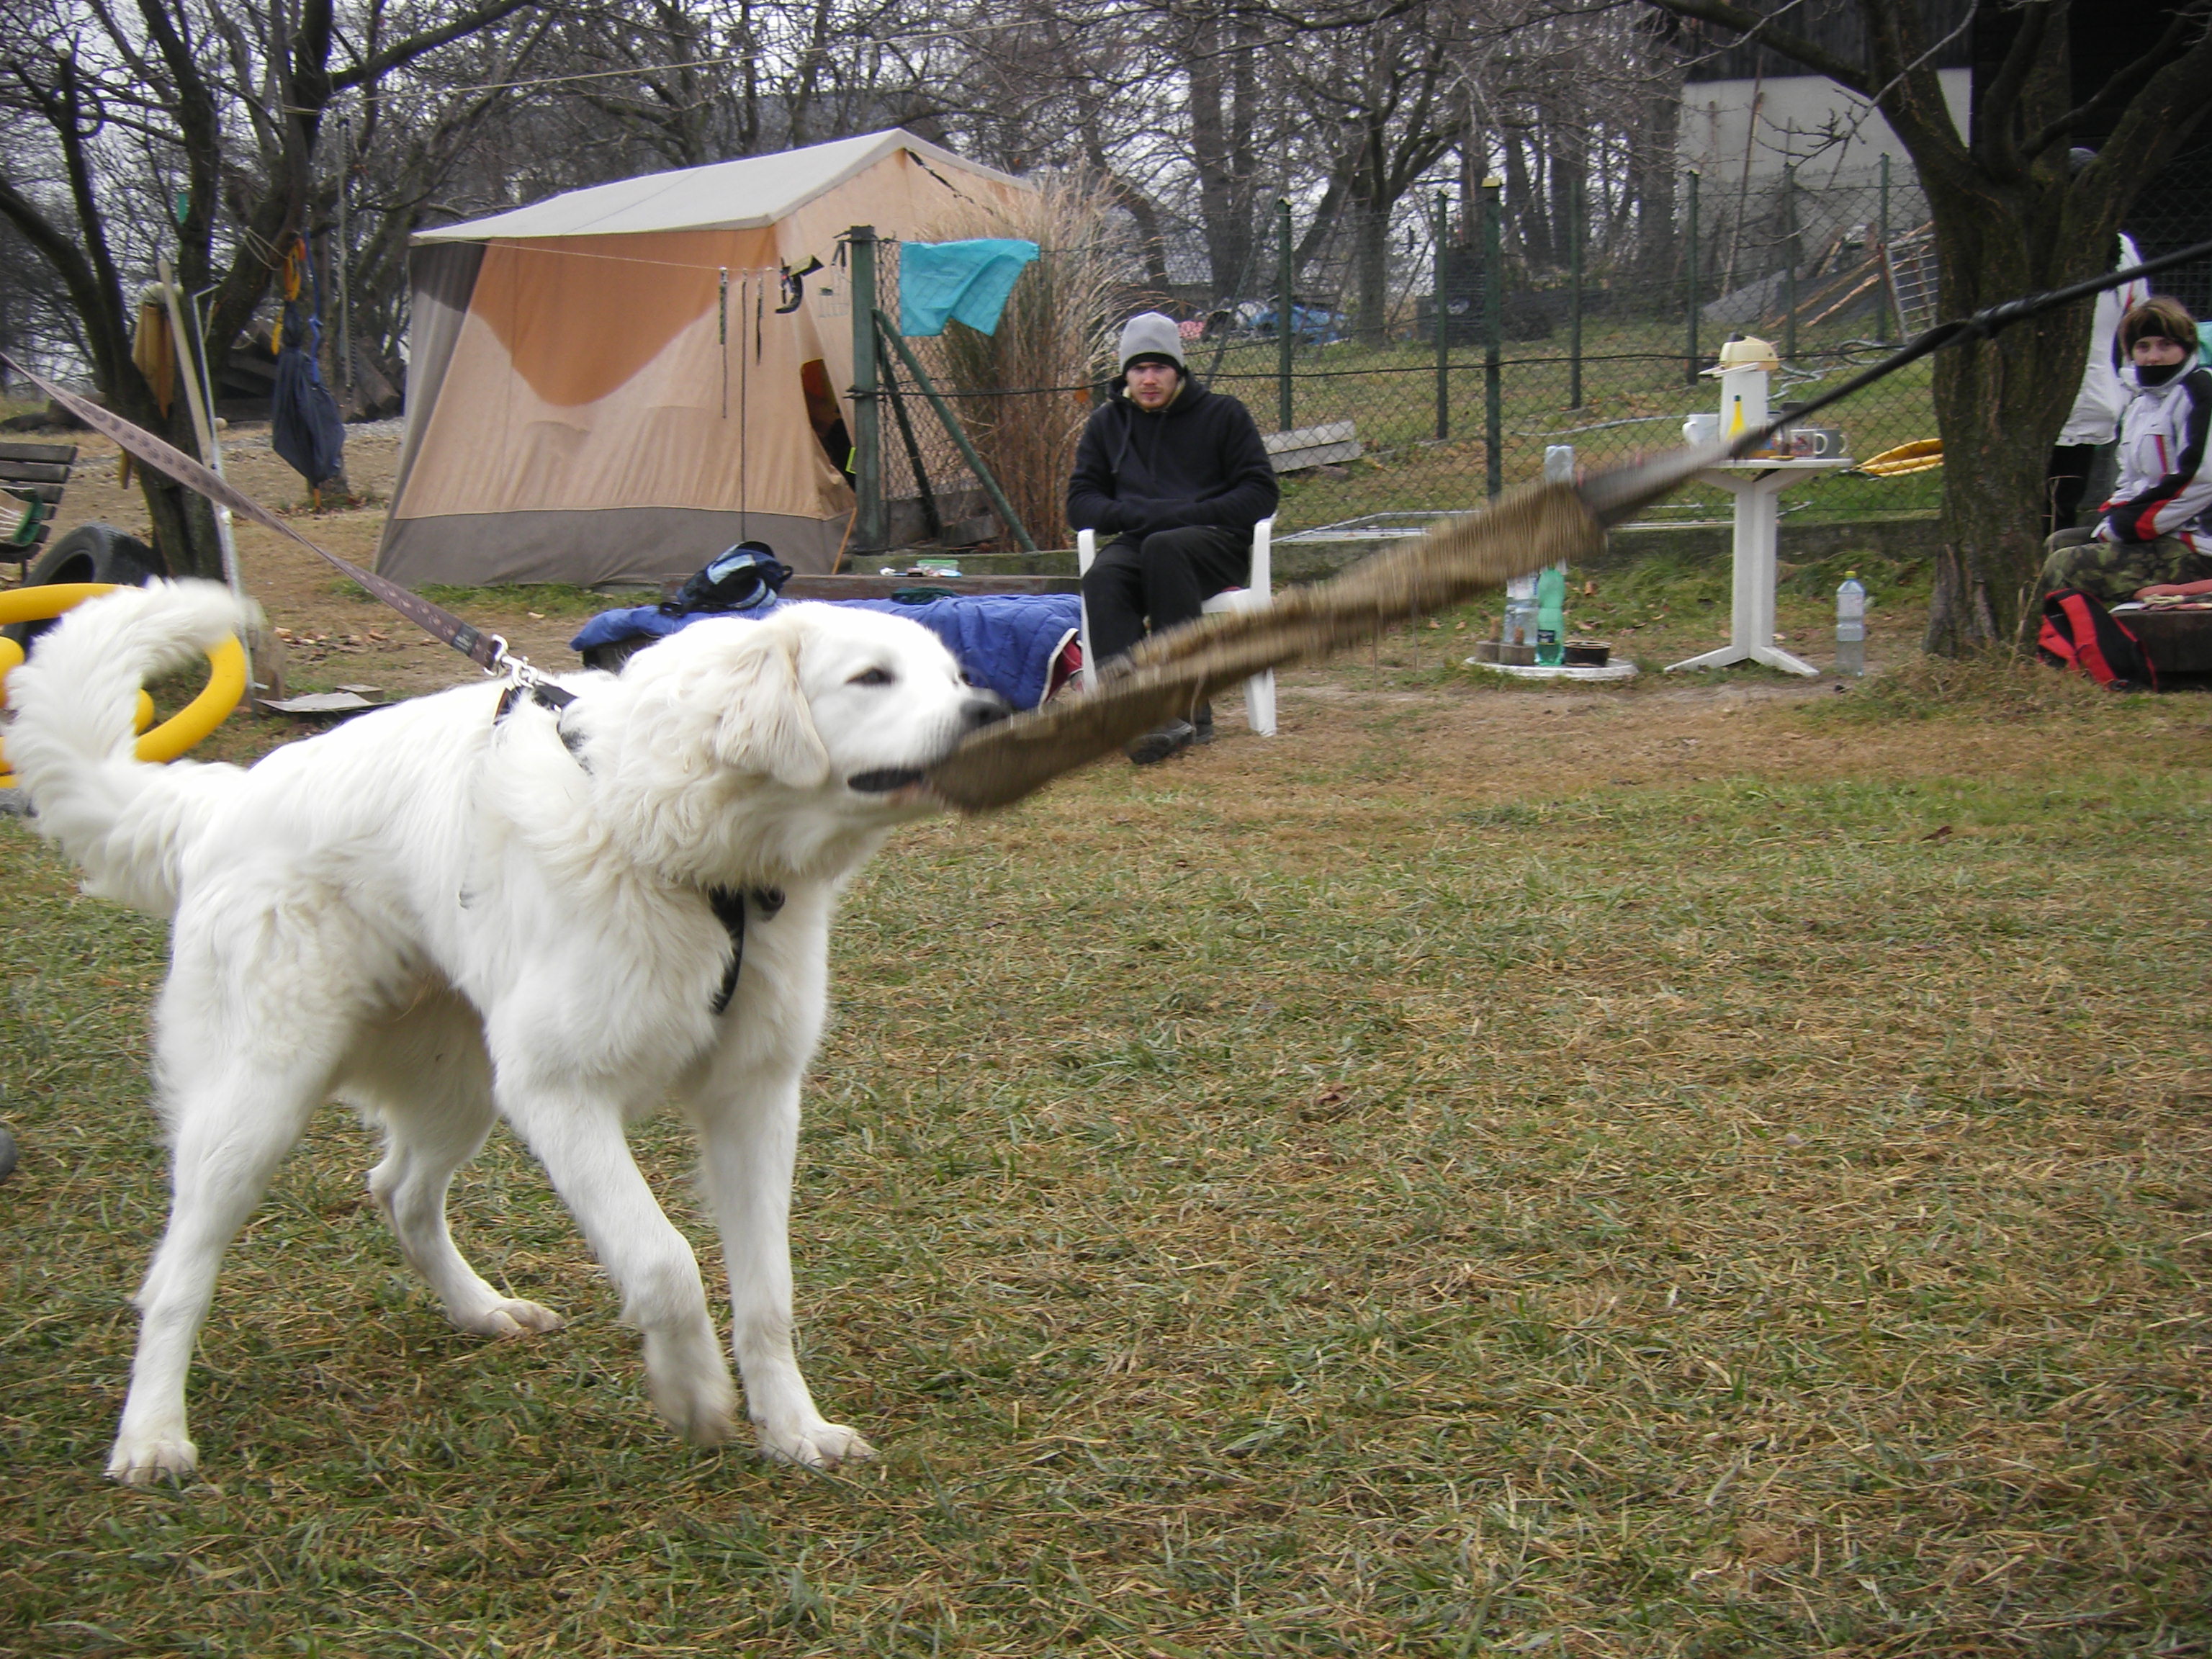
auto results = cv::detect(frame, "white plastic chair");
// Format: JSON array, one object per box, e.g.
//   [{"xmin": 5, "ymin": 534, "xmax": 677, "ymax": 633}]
[{"xmin": 1074, "ymin": 517, "xmax": 1276, "ymax": 735}]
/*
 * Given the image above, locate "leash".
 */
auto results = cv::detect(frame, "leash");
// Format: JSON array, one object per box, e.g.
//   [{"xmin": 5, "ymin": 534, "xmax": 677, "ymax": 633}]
[
  {"xmin": 1730, "ymin": 234, "xmax": 2212, "ymax": 461},
  {"xmin": 0, "ymin": 357, "xmax": 829, "ymax": 999},
  {"xmin": 0, "ymin": 353, "xmax": 567, "ymax": 703}
]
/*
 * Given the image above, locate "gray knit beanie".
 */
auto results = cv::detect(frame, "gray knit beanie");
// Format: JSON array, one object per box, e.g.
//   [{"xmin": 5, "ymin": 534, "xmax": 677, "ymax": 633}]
[{"xmin": 1118, "ymin": 312, "xmax": 1186, "ymax": 374}]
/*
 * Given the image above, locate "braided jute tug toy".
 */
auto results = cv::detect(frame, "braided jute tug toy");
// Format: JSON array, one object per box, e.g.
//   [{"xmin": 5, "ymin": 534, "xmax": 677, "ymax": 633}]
[
  {"xmin": 925, "ymin": 478, "xmax": 1614, "ymax": 813},
  {"xmin": 6, "ymin": 230, "xmax": 2208, "ymax": 816},
  {"xmin": 925, "ymin": 232, "xmax": 2212, "ymax": 814}
]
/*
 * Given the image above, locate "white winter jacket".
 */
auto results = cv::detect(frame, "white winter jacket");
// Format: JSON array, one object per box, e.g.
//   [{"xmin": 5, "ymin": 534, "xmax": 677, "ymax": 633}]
[
  {"xmin": 2100, "ymin": 361, "xmax": 2212, "ymax": 550},
  {"xmin": 2058, "ymin": 234, "xmax": 2148, "ymax": 447}
]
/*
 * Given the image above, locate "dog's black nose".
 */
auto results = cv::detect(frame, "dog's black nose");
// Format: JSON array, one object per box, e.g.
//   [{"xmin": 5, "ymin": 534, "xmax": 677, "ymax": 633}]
[{"xmin": 963, "ymin": 691, "xmax": 1012, "ymax": 728}]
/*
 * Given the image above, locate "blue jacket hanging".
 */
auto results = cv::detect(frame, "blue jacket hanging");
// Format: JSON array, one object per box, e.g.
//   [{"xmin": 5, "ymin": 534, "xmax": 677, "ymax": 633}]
[{"xmin": 271, "ymin": 284, "xmax": 346, "ymax": 487}]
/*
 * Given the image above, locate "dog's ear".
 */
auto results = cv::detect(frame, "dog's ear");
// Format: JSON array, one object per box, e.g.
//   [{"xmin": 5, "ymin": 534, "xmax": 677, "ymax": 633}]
[{"xmin": 712, "ymin": 621, "xmax": 831, "ymax": 788}]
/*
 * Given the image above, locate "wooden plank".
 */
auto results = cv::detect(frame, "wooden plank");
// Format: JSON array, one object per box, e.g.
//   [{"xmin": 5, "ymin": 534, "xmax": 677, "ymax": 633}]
[
  {"xmin": 4, "ymin": 523, "xmax": 53, "ymax": 560},
  {"xmin": 783, "ymin": 574, "xmax": 1082, "ymax": 601},
  {"xmin": 0, "ymin": 441, "xmax": 77, "ymax": 465},
  {"xmin": 1264, "ymin": 420, "xmax": 1355, "ymax": 454},
  {"xmin": 2121, "ymin": 607, "xmax": 2212, "ymax": 675},
  {"xmin": 0, "ymin": 462, "xmax": 72, "ymax": 485},
  {"xmin": 0, "ymin": 482, "xmax": 66, "ymax": 504},
  {"xmin": 1264, "ymin": 419, "xmax": 1362, "ymax": 473}
]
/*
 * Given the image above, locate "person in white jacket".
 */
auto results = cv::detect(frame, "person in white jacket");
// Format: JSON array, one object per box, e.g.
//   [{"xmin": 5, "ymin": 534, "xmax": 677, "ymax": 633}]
[
  {"xmin": 2044, "ymin": 228, "xmax": 2148, "ymax": 534},
  {"xmin": 2040, "ymin": 296, "xmax": 2212, "ymax": 602}
]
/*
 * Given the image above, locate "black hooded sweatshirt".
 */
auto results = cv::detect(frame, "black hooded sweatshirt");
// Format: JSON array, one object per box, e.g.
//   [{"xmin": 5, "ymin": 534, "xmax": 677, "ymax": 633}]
[{"xmin": 1065, "ymin": 376, "xmax": 1280, "ymax": 539}]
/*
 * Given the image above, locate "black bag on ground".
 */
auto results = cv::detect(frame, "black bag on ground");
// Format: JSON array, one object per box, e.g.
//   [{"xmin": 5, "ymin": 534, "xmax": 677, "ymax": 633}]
[
  {"xmin": 662, "ymin": 541, "xmax": 793, "ymax": 615},
  {"xmin": 2038, "ymin": 588, "xmax": 2157, "ymax": 690}
]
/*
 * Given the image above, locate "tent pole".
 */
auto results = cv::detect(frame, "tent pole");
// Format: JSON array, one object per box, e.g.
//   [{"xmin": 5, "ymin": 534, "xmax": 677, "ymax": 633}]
[
  {"xmin": 848, "ymin": 227, "xmax": 885, "ymax": 554},
  {"xmin": 873, "ymin": 309, "xmax": 1035, "ymax": 554}
]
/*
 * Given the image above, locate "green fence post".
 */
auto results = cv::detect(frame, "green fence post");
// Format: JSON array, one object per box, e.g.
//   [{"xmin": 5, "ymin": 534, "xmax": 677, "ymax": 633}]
[
  {"xmin": 1683, "ymin": 170, "xmax": 1701, "ymax": 385},
  {"xmin": 1782, "ymin": 164, "xmax": 1798, "ymax": 363},
  {"xmin": 875, "ymin": 309, "xmax": 1037, "ymax": 554},
  {"xmin": 1434, "ymin": 189, "xmax": 1450, "ymax": 441},
  {"xmin": 1568, "ymin": 172, "xmax": 1583, "ymax": 410},
  {"xmin": 1877, "ymin": 153, "xmax": 1893, "ymax": 341},
  {"xmin": 1483, "ymin": 177, "xmax": 1503, "ymax": 500},
  {"xmin": 848, "ymin": 225, "xmax": 884, "ymax": 554},
  {"xmin": 1277, "ymin": 197, "xmax": 1294, "ymax": 433}
]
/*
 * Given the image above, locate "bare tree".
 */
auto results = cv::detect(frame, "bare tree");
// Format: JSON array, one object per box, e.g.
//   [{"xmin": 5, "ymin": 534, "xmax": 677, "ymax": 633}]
[
  {"xmin": 1643, "ymin": 0, "xmax": 2212, "ymax": 655},
  {"xmin": 0, "ymin": 0, "xmax": 539, "ymax": 577}
]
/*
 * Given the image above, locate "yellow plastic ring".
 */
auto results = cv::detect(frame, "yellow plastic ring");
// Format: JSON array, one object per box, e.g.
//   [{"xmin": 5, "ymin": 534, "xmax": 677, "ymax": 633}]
[{"xmin": 0, "ymin": 583, "xmax": 247, "ymax": 788}]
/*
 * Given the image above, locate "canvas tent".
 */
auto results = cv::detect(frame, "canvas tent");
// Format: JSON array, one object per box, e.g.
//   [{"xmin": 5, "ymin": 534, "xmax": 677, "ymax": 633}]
[{"xmin": 377, "ymin": 130, "xmax": 1028, "ymax": 587}]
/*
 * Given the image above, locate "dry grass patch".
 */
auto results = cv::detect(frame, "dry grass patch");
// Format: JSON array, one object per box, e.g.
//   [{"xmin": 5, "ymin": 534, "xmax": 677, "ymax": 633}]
[{"xmin": 3, "ymin": 655, "xmax": 2208, "ymax": 1656}]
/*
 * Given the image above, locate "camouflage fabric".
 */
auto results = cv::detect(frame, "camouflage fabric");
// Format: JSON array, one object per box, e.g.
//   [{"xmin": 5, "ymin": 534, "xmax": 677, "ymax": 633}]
[{"xmin": 2038, "ymin": 529, "xmax": 2212, "ymax": 601}]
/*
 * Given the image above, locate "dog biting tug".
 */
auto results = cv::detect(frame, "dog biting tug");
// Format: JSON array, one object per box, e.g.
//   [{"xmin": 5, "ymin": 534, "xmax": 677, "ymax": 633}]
[
  {"xmin": 6, "ymin": 583, "xmax": 1004, "ymax": 1483},
  {"xmin": 3, "ymin": 442, "xmax": 1696, "ymax": 1485}
]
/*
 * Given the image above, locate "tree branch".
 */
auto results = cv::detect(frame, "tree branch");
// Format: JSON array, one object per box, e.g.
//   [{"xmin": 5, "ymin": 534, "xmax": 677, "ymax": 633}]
[
  {"xmin": 333, "ymin": 0, "xmax": 543, "ymax": 91},
  {"xmin": 2026, "ymin": 6, "xmax": 2203, "ymax": 159},
  {"xmin": 1637, "ymin": 0, "xmax": 1872, "ymax": 96}
]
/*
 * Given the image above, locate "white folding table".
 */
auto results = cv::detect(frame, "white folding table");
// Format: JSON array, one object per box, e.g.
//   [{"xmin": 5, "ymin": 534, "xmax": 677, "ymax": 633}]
[{"xmin": 1665, "ymin": 457, "xmax": 1854, "ymax": 677}]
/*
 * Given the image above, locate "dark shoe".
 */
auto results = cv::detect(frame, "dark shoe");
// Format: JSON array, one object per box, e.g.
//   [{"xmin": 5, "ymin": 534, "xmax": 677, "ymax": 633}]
[{"xmin": 1126, "ymin": 719, "xmax": 1197, "ymax": 765}]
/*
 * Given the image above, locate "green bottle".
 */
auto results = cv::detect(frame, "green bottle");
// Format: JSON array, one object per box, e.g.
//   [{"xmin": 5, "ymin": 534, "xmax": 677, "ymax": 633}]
[{"xmin": 1535, "ymin": 565, "xmax": 1567, "ymax": 666}]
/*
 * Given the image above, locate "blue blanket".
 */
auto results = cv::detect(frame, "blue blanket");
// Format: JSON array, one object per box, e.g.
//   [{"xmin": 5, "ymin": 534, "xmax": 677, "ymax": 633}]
[{"xmin": 571, "ymin": 594, "xmax": 1082, "ymax": 711}]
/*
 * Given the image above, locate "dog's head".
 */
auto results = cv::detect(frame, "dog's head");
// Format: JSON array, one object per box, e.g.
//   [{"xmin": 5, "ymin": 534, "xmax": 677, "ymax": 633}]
[{"xmin": 613, "ymin": 603, "xmax": 1007, "ymax": 806}]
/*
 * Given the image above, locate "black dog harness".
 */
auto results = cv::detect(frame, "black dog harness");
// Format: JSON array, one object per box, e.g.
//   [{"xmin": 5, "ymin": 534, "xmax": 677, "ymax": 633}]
[{"xmin": 493, "ymin": 681, "xmax": 784, "ymax": 1015}]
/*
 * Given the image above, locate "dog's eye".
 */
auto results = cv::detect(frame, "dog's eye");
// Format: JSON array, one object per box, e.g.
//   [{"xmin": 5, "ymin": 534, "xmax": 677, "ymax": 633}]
[{"xmin": 849, "ymin": 667, "xmax": 894, "ymax": 686}]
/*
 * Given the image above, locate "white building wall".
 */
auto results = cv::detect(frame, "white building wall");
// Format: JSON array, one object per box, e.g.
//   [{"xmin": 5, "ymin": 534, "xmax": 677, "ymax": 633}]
[{"xmin": 1679, "ymin": 69, "xmax": 1971, "ymax": 183}]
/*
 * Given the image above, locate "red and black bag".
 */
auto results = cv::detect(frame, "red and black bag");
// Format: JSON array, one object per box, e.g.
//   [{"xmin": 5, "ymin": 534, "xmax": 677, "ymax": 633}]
[{"xmin": 2038, "ymin": 588, "xmax": 2157, "ymax": 690}]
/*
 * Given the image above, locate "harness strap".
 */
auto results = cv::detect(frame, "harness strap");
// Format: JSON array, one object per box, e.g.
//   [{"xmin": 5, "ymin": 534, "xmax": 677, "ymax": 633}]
[
  {"xmin": 706, "ymin": 886, "xmax": 786, "ymax": 1015},
  {"xmin": 489, "ymin": 683, "xmax": 778, "ymax": 1014}
]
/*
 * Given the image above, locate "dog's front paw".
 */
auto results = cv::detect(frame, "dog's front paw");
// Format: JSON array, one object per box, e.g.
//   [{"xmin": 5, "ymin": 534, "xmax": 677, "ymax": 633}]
[
  {"xmin": 642, "ymin": 1326, "xmax": 739, "ymax": 1447},
  {"xmin": 107, "ymin": 1431, "xmax": 199, "ymax": 1487},
  {"xmin": 457, "ymin": 1298, "xmax": 565, "ymax": 1338},
  {"xmin": 758, "ymin": 1418, "xmax": 876, "ymax": 1470}
]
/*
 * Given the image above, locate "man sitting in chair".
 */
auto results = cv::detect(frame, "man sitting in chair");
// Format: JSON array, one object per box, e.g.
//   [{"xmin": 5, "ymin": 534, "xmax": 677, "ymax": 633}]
[{"xmin": 1069, "ymin": 313, "xmax": 1279, "ymax": 764}]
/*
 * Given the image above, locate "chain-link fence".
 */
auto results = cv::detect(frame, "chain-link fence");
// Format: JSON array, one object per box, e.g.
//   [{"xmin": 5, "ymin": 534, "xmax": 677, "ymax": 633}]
[{"xmin": 850, "ymin": 156, "xmax": 2212, "ymax": 553}]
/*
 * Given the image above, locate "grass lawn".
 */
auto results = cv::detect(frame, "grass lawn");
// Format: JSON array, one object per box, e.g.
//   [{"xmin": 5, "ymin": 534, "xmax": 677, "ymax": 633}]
[{"xmin": 3, "ymin": 593, "xmax": 2208, "ymax": 1653}]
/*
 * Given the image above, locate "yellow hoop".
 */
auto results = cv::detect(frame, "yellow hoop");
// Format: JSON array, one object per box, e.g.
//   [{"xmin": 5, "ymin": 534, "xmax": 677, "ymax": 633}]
[{"xmin": 0, "ymin": 583, "xmax": 248, "ymax": 788}]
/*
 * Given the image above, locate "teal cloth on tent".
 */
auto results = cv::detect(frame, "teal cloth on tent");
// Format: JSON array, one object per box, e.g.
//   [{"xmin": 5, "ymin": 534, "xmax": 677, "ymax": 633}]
[{"xmin": 899, "ymin": 239, "xmax": 1039, "ymax": 337}]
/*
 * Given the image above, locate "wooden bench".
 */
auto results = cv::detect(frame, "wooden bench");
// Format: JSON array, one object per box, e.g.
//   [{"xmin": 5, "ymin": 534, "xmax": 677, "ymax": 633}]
[
  {"xmin": 2117, "ymin": 604, "xmax": 2212, "ymax": 678},
  {"xmin": 1, "ymin": 441, "xmax": 77, "ymax": 566},
  {"xmin": 657, "ymin": 572, "xmax": 1081, "ymax": 602}
]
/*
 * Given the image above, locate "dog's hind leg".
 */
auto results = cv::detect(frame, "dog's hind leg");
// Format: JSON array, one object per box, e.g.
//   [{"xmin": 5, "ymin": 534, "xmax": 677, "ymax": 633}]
[
  {"xmin": 491, "ymin": 1064, "xmax": 738, "ymax": 1448},
  {"xmin": 352, "ymin": 997, "xmax": 563, "ymax": 1339},
  {"xmin": 107, "ymin": 1053, "xmax": 327, "ymax": 1486}
]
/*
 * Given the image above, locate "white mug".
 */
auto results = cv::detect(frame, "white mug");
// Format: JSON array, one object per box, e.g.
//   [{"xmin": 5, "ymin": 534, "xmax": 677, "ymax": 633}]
[{"xmin": 1682, "ymin": 412, "xmax": 1720, "ymax": 444}]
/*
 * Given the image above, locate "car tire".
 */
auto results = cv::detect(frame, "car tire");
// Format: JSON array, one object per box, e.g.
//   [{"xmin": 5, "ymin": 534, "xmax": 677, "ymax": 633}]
[{"xmin": 3, "ymin": 523, "xmax": 166, "ymax": 651}]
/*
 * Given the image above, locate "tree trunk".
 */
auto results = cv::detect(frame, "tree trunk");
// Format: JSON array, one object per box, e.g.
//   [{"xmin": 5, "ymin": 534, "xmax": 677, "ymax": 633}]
[
  {"xmin": 1352, "ymin": 196, "xmax": 1391, "ymax": 345},
  {"xmin": 1918, "ymin": 174, "xmax": 2092, "ymax": 655}
]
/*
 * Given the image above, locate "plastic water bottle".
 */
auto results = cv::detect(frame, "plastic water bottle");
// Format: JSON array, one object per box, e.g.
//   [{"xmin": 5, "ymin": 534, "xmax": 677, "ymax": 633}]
[
  {"xmin": 1535, "ymin": 565, "xmax": 1567, "ymax": 666},
  {"xmin": 1503, "ymin": 575, "xmax": 1537, "ymax": 649},
  {"xmin": 1835, "ymin": 570, "xmax": 1866, "ymax": 676}
]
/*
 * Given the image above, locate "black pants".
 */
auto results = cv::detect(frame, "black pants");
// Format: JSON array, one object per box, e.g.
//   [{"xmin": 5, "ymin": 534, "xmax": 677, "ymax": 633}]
[
  {"xmin": 1082, "ymin": 525, "xmax": 1251, "ymax": 665},
  {"xmin": 2046, "ymin": 444, "xmax": 2098, "ymax": 538}
]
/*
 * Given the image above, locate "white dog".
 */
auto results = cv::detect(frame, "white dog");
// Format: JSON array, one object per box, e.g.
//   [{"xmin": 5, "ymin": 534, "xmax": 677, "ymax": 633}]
[{"xmin": 4, "ymin": 580, "xmax": 1005, "ymax": 1484}]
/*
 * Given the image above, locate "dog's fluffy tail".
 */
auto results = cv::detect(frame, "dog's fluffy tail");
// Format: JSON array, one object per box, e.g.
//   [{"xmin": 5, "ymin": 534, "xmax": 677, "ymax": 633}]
[{"xmin": 5, "ymin": 579, "xmax": 259, "ymax": 914}]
